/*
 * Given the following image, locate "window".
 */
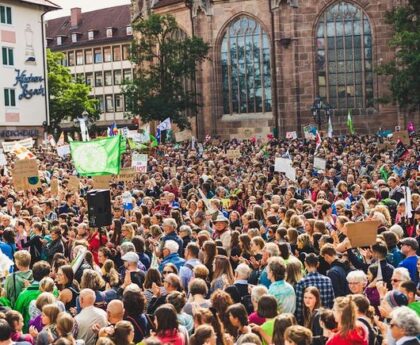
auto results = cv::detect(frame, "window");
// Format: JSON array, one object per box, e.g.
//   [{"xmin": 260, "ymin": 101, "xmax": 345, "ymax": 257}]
[
  {"xmin": 221, "ymin": 16, "xmax": 272, "ymax": 114},
  {"xmin": 114, "ymin": 70, "xmax": 122, "ymax": 85},
  {"xmin": 4, "ymin": 88, "xmax": 16, "ymax": 107},
  {"xmin": 88, "ymin": 31, "xmax": 95, "ymax": 40},
  {"xmin": 315, "ymin": 1, "xmax": 374, "ymax": 111},
  {"xmin": 68, "ymin": 51, "xmax": 75, "ymax": 66},
  {"xmin": 123, "ymin": 69, "xmax": 132, "ymax": 81},
  {"xmin": 113, "ymin": 46, "xmax": 121, "ymax": 61},
  {"xmin": 2, "ymin": 47, "xmax": 13, "ymax": 66},
  {"xmin": 85, "ymin": 49, "xmax": 93, "ymax": 64},
  {"xmin": 0, "ymin": 6, "xmax": 12, "ymax": 25},
  {"xmin": 85, "ymin": 72, "xmax": 93, "ymax": 86},
  {"xmin": 122, "ymin": 45, "xmax": 130, "ymax": 60},
  {"xmin": 95, "ymin": 72, "xmax": 103, "ymax": 87},
  {"xmin": 104, "ymin": 71, "xmax": 112, "ymax": 86},
  {"xmin": 106, "ymin": 28, "xmax": 113, "ymax": 38},
  {"xmin": 126, "ymin": 26, "xmax": 132, "ymax": 35},
  {"xmin": 61, "ymin": 55, "xmax": 68, "ymax": 67},
  {"xmin": 57, "ymin": 36, "xmax": 62, "ymax": 46},
  {"xmin": 95, "ymin": 95, "xmax": 104, "ymax": 112},
  {"xmin": 115, "ymin": 94, "xmax": 124, "ymax": 111},
  {"xmin": 94, "ymin": 48, "xmax": 102, "ymax": 63},
  {"xmin": 76, "ymin": 50, "xmax": 83, "ymax": 65},
  {"xmin": 105, "ymin": 95, "xmax": 114, "ymax": 112},
  {"xmin": 72, "ymin": 33, "xmax": 78, "ymax": 43},
  {"xmin": 103, "ymin": 47, "xmax": 112, "ymax": 62}
]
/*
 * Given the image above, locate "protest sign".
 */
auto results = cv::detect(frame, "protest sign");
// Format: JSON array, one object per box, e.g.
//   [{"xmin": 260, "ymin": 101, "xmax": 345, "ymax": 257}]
[
  {"xmin": 313, "ymin": 157, "xmax": 327, "ymax": 170},
  {"xmin": 50, "ymin": 179, "xmax": 59, "ymax": 196},
  {"xmin": 68, "ymin": 176, "xmax": 80, "ymax": 192},
  {"xmin": 132, "ymin": 153, "xmax": 148, "ymax": 173},
  {"xmin": 13, "ymin": 144, "xmax": 36, "ymax": 160},
  {"xmin": 0, "ymin": 152, "xmax": 6, "ymax": 166},
  {"xmin": 57, "ymin": 145, "xmax": 71, "ymax": 158},
  {"xmin": 116, "ymin": 168, "xmax": 136, "ymax": 182},
  {"xmin": 392, "ymin": 130, "xmax": 410, "ymax": 145},
  {"xmin": 274, "ymin": 157, "xmax": 292, "ymax": 173},
  {"xmin": 12, "ymin": 159, "xmax": 40, "ymax": 190},
  {"xmin": 286, "ymin": 131, "xmax": 297, "ymax": 140},
  {"xmin": 284, "ymin": 165, "xmax": 296, "ymax": 181},
  {"xmin": 346, "ymin": 221, "xmax": 380, "ymax": 248},
  {"xmin": 93, "ymin": 175, "xmax": 111, "ymax": 189},
  {"xmin": 2, "ymin": 138, "xmax": 34, "ymax": 152},
  {"xmin": 175, "ymin": 130, "xmax": 192, "ymax": 142},
  {"xmin": 226, "ymin": 149, "xmax": 241, "ymax": 160}
]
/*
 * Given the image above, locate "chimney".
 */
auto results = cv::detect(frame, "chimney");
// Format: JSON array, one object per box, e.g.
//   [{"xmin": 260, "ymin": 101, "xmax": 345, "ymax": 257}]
[{"xmin": 71, "ymin": 8, "xmax": 82, "ymax": 28}]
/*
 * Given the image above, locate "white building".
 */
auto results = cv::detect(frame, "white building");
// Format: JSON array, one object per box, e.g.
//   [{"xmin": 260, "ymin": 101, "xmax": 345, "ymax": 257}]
[
  {"xmin": 0, "ymin": 0, "xmax": 59, "ymax": 141},
  {"xmin": 46, "ymin": 5, "xmax": 135, "ymax": 130}
]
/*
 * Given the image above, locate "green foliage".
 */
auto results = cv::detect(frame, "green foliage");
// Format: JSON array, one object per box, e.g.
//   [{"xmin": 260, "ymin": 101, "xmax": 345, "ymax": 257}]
[
  {"xmin": 47, "ymin": 49, "xmax": 99, "ymax": 131},
  {"xmin": 123, "ymin": 13, "xmax": 209, "ymax": 130},
  {"xmin": 377, "ymin": 0, "xmax": 420, "ymax": 111}
]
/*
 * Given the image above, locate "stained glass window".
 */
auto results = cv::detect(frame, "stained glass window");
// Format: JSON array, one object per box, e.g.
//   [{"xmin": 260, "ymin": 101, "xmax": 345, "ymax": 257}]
[
  {"xmin": 316, "ymin": 2, "xmax": 374, "ymax": 112},
  {"xmin": 221, "ymin": 17, "xmax": 272, "ymax": 115}
]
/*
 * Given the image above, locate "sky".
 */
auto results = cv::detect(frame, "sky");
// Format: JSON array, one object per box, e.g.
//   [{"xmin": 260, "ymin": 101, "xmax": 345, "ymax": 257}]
[{"xmin": 45, "ymin": 0, "xmax": 131, "ymax": 19}]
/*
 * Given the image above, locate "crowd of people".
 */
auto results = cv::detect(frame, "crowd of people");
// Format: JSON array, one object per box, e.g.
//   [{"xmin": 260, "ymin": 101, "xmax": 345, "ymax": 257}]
[{"xmin": 0, "ymin": 133, "xmax": 419, "ymax": 345}]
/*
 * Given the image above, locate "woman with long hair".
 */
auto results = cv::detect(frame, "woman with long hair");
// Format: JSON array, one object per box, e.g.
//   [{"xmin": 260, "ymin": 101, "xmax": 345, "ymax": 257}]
[
  {"xmin": 238, "ymin": 234, "xmax": 252, "ymax": 259},
  {"xmin": 210, "ymin": 255, "xmax": 234, "ymax": 292},
  {"xmin": 210, "ymin": 290, "xmax": 235, "ymax": 336},
  {"xmin": 271, "ymin": 313, "xmax": 297, "ymax": 345},
  {"xmin": 122, "ymin": 290, "xmax": 150, "ymax": 343},
  {"xmin": 154, "ymin": 304, "xmax": 187, "ymax": 345},
  {"xmin": 143, "ymin": 268, "xmax": 165, "ymax": 310},
  {"xmin": 190, "ymin": 325, "xmax": 216, "ymax": 345},
  {"xmin": 302, "ymin": 287, "xmax": 321, "ymax": 329},
  {"xmin": 226, "ymin": 303, "xmax": 251, "ymax": 342},
  {"xmin": 193, "ymin": 307, "xmax": 226, "ymax": 345},
  {"xmin": 54, "ymin": 312, "xmax": 77, "ymax": 345},
  {"xmin": 202, "ymin": 241, "xmax": 217, "ymax": 280},
  {"xmin": 110, "ymin": 321, "xmax": 135, "ymax": 345},
  {"xmin": 55, "ymin": 265, "xmax": 79, "ymax": 312},
  {"xmin": 327, "ymin": 296, "xmax": 368, "ymax": 345},
  {"xmin": 110, "ymin": 219, "xmax": 122, "ymax": 246}
]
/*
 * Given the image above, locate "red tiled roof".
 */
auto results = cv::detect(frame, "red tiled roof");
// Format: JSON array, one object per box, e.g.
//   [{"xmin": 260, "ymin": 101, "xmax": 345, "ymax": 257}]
[{"xmin": 46, "ymin": 4, "xmax": 132, "ymax": 50}]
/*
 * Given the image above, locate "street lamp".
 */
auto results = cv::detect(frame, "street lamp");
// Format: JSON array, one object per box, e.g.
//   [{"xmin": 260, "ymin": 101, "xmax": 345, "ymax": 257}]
[{"xmin": 311, "ymin": 96, "xmax": 332, "ymax": 131}]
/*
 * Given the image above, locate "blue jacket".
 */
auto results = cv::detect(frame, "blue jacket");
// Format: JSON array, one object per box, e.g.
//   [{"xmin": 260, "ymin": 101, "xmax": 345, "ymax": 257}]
[{"xmin": 159, "ymin": 253, "xmax": 185, "ymax": 272}]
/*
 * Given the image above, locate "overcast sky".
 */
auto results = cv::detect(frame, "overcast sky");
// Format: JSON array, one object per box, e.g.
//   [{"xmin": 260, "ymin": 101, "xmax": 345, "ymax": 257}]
[{"xmin": 46, "ymin": 0, "xmax": 130, "ymax": 19}]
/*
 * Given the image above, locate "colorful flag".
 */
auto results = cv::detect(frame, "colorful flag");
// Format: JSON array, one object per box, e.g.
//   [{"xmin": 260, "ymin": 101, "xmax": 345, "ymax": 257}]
[
  {"xmin": 407, "ymin": 121, "xmax": 415, "ymax": 135},
  {"xmin": 70, "ymin": 135, "xmax": 122, "ymax": 176},
  {"xmin": 150, "ymin": 134, "xmax": 158, "ymax": 148},
  {"xmin": 327, "ymin": 116, "xmax": 333, "ymax": 138},
  {"xmin": 108, "ymin": 122, "xmax": 119, "ymax": 137},
  {"xmin": 315, "ymin": 130, "xmax": 322, "ymax": 153},
  {"xmin": 347, "ymin": 110, "xmax": 355, "ymax": 135},
  {"xmin": 157, "ymin": 118, "xmax": 172, "ymax": 131}
]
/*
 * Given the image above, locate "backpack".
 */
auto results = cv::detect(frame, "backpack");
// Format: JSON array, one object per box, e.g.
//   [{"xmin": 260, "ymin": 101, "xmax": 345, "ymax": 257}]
[{"xmin": 358, "ymin": 317, "xmax": 382, "ymax": 345}]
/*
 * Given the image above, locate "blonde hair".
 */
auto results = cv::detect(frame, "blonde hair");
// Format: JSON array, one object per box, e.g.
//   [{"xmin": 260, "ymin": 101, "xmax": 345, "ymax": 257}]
[
  {"xmin": 36, "ymin": 292, "xmax": 56, "ymax": 311},
  {"xmin": 286, "ymin": 257, "xmax": 303, "ymax": 286},
  {"xmin": 333, "ymin": 296, "xmax": 357, "ymax": 336},
  {"xmin": 122, "ymin": 224, "xmax": 135, "ymax": 240},
  {"xmin": 14, "ymin": 250, "xmax": 31, "ymax": 267},
  {"xmin": 373, "ymin": 205, "xmax": 392, "ymax": 226},
  {"xmin": 101, "ymin": 259, "xmax": 119, "ymax": 287},
  {"xmin": 39, "ymin": 277, "xmax": 55, "ymax": 292}
]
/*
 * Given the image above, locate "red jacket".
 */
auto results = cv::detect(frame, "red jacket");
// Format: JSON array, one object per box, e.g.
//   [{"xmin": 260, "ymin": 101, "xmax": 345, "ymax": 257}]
[
  {"xmin": 88, "ymin": 232, "xmax": 108, "ymax": 264},
  {"xmin": 327, "ymin": 326, "xmax": 368, "ymax": 345}
]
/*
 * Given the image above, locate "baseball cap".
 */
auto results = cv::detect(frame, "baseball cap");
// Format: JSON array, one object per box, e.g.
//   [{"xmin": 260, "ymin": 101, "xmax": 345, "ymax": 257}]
[
  {"xmin": 121, "ymin": 252, "xmax": 139, "ymax": 263},
  {"xmin": 399, "ymin": 238, "xmax": 419, "ymax": 251}
]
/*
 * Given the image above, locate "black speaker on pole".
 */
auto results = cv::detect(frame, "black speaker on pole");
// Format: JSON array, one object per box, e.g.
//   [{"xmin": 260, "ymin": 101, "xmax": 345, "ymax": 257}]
[{"xmin": 87, "ymin": 189, "xmax": 112, "ymax": 228}]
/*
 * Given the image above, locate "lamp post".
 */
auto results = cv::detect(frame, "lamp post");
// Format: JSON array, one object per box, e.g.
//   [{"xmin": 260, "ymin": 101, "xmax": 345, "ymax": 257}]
[{"xmin": 311, "ymin": 96, "xmax": 332, "ymax": 131}]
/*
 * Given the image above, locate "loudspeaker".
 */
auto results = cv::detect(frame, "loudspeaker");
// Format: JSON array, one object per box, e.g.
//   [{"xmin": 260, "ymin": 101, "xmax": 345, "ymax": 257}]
[{"xmin": 87, "ymin": 189, "xmax": 112, "ymax": 228}]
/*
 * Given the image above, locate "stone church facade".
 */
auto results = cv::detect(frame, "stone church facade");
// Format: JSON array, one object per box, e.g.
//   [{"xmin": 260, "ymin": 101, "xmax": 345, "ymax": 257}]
[{"xmin": 132, "ymin": 0, "xmax": 415, "ymax": 139}]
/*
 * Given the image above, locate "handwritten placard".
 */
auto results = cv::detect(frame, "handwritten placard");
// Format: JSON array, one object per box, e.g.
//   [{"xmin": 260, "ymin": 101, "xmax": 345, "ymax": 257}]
[
  {"xmin": 175, "ymin": 130, "xmax": 192, "ymax": 142},
  {"xmin": 68, "ymin": 176, "xmax": 80, "ymax": 192},
  {"xmin": 93, "ymin": 175, "xmax": 111, "ymax": 189},
  {"xmin": 226, "ymin": 149, "xmax": 241, "ymax": 160},
  {"xmin": 116, "ymin": 168, "xmax": 136, "ymax": 182}
]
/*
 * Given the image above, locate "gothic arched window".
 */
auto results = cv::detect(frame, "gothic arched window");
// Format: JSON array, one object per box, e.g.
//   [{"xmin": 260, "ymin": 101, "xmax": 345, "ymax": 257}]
[
  {"xmin": 221, "ymin": 16, "xmax": 272, "ymax": 115},
  {"xmin": 316, "ymin": 2, "xmax": 373, "ymax": 112}
]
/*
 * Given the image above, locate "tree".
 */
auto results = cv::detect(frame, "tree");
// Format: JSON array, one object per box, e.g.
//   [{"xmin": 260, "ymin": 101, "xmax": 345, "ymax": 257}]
[
  {"xmin": 123, "ymin": 13, "xmax": 209, "ymax": 130},
  {"xmin": 377, "ymin": 0, "xmax": 420, "ymax": 112},
  {"xmin": 47, "ymin": 49, "xmax": 99, "ymax": 132}
]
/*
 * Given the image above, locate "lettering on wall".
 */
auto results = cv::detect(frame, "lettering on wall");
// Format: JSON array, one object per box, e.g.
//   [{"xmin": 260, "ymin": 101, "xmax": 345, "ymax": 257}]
[{"xmin": 13, "ymin": 69, "xmax": 45, "ymax": 100}]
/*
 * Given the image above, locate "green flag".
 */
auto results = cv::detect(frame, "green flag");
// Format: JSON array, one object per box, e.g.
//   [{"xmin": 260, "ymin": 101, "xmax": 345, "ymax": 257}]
[
  {"xmin": 120, "ymin": 136, "xmax": 127, "ymax": 154},
  {"xmin": 128, "ymin": 138, "xmax": 148, "ymax": 150},
  {"xmin": 70, "ymin": 135, "xmax": 122, "ymax": 176},
  {"xmin": 347, "ymin": 109, "xmax": 355, "ymax": 135},
  {"xmin": 150, "ymin": 134, "xmax": 158, "ymax": 148}
]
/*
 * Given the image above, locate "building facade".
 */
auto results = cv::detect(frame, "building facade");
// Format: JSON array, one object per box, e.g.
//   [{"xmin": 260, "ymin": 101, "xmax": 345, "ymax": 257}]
[
  {"xmin": 0, "ymin": 0, "xmax": 59, "ymax": 142},
  {"xmin": 134, "ymin": 0, "xmax": 419, "ymax": 139},
  {"xmin": 46, "ymin": 5, "xmax": 134, "ymax": 128}
]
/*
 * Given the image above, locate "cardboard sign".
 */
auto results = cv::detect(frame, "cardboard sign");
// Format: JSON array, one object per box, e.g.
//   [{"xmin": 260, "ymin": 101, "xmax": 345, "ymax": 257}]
[
  {"xmin": 346, "ymin": 220, "xmax": 380, "ymax": 248},
  {"xmin": 175, "ymin": 130, "xmax": 192, "ymax": 142},
  {"xmin": 50, "ymin": 179, "xmax": 59, "ymax": 196},
  {"xmin": 226, "ymin": 149, "xmax": 241, "ymax": 160},
  {"xmin": 57, "ymin": 145, "xmax": 71, "ymax": 157},
  {"xmin": 274, "ymin": 157, "xmax": 292, "ymax": 173},
  {"xmin": 68, "ymin": 176, "xmax": 80, "ymax": 192},
  {"xmin": 93, "ymin": 175, "xmax": 111, "ymax": 189},
  {"xmin": 13, "ymin": 159, "xmax": 40, "ymax": 190},
  {"xmin": 313, "ymin": 157, "xmax": 327, "ymax": 171},
  {"xmin": 392, "ymin": 130, "xmax": 410, "ymax": 145},
  {"xmin": 116, "ymin": 168, "xmax": 136, "ymax": 182},
  {"xmin": 132, "ymin": 153, "xmax": 148, "ymax": 173}
]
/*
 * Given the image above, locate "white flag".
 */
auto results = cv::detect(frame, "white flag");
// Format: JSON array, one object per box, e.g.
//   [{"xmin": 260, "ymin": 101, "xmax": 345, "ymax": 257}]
[
  {"xmin": 157, "ymin": 118, "xmax": 171, "ymax": 131},
  {"xmin": 327, "ymin": 116, "xmax": 333, "ymax": 138}
]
